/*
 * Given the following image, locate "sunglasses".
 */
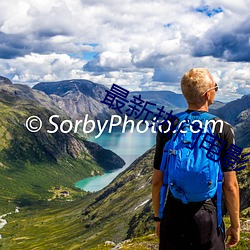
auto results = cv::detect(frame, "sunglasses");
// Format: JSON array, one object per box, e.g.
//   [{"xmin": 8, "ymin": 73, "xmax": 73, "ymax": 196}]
[{"xmin": 202, "ymin": 83, "xmax": 218, "ymax": 95}]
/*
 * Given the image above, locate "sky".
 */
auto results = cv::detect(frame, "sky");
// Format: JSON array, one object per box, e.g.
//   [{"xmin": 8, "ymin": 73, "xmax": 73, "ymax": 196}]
[{"xmin": 0, "ymin": 0, "xmax": 249, "ymax": 102}]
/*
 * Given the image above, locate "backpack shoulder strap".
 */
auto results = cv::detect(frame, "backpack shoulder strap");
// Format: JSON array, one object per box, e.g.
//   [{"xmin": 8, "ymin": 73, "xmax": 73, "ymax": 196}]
[
  {"xmin": 217, "ymin": 169, "xmax": 223, "ymax": 231},
  {"xmin": 174, "ymin": 111, "xmax": 188, "ymax": 120},
  {"xmin": 173, "ymin": 111, "xmax": 189, "ymax": 126},
  {"xmin": 195, "ymin": 112, "xmax": 223, "ymax": 230},
  {"xmin": 201, "ymin": 112, "xmax": 217, "ymax": 121},
  {"xmin": 174, "ymin": 111, "xmax": 217, "ymax": 122}
]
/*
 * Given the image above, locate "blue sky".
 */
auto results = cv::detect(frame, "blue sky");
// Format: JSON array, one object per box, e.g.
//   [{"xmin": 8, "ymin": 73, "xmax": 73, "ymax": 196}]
[{"xmin": 0, "ymin": 0, "xmax": 249, "ymax": 102}]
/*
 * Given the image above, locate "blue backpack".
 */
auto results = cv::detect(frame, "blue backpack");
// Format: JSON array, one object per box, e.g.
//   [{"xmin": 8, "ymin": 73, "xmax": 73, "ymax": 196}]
[{"xmin": 158, "ymin": 111, "xmax": 223, "ymax": 229}]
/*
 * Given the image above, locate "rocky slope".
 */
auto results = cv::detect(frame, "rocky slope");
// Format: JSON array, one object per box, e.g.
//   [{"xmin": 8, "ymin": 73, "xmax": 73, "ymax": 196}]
[
  {"xmin": 33, "ymin": 79, "xmax": 118, "ymax": 122},
  {"xmin": 212, "ymin": 94, "xmax": 250, "ymax": 126},
  {"xmin": 211, "ymin": 95, "xmax": 250, "ymax": 148},
  {"xmin": 0, "ymin": 76, "xmax": 12, "ymax": 85},
  {"xmin": 234, "ymin": 108, "xmax": 250, "ymax": 148}
]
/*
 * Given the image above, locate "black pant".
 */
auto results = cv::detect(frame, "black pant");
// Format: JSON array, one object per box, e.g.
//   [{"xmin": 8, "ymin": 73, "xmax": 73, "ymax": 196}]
[{"xmin": 159, "ymin": 195, "xmax": 225, "ymax": 250}]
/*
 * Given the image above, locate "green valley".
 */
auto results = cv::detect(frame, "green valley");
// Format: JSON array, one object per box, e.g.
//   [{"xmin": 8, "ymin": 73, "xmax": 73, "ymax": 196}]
[{"xmin": 0, "ymin": 147, "xmax": 249, "ymax": 249}]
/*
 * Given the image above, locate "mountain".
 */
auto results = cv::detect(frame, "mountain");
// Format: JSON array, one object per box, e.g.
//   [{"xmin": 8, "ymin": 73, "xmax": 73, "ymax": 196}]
[
  {"xmin": 33, "ymin": 81, "xmax": 190, "ymax": 130},
  {"xmin": 32, "ymin": 81, "xmax": 190, "ymax": 133},
  {"xmin": 32, "ymin": 80, "xmax": 226, "ymax": 128},
  {"xmin": 212, "ymin": 95, "xmax": 250, "ymax": 126},
  {"xmin": 209, "ymin": 100, "xmax": 225, "ymax": 110},
  {"xmin": 33, "ymin": 79, "xmax": 118, "ymax": 122},
  {"xmin": 234, "ymin": 108, "xmax": 250, "ymax": 149},
  {"xmin": 130, "ymin": 92, "xmax": 225, "ymax": 112},
  {"xmin": 211, "ymin": 95, "xmax": 250, "ymax": 148},
  {"xmin": 0, "ymin": 76, "xmax": 12, "ymax": 85},
  {"xmin": 0, "ymin": 78, "xmax": 125, "ymax": 212},
  {"xmin": 130, "ymin": 90, "xmax": 186, "ymax": 110}
]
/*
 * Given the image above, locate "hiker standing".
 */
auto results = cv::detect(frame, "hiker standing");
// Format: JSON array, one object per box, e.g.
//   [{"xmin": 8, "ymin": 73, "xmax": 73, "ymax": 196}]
[{"xmin": 152, "ymin": 68, "xmax": 240, "ymax": 249}]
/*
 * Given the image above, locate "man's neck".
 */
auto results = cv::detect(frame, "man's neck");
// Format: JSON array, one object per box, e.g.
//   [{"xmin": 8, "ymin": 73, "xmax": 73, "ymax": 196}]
[{"xmin": 187, "ymin": 103, "xmax": 209, "ymax": 112}]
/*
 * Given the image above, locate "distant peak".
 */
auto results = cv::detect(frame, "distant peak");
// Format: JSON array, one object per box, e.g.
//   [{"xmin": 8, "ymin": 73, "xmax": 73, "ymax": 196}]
[
  {"xmin": 33, "ymin": 79, "xmax": 107, "ymax": 97},
  {"xmin": 0, "ymin": 76, "xmax": 12, "ymax": 85}
]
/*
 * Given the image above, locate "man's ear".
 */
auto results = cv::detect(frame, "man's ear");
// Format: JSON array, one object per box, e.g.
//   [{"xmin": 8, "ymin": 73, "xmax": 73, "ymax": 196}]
[{"xmin": 204, "ymin": 92, "xmax": 209, "ymax": 100}]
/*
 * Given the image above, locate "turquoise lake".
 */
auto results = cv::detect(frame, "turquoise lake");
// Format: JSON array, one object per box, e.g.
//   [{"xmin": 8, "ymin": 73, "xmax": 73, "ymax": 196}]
[{"xmin": 75, "ymin": 129, "xmax": 156, "ymax": 192}]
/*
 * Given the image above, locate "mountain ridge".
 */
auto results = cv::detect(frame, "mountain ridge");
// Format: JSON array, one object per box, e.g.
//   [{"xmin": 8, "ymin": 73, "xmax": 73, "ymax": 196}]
[
  {"xmin": 33, "ymin": 79, "xmax": 118, "ymax": 122},
  {"xmin": 212, "ymin": 94, "xmax": 250, "ymax": 125},
  {"xmin": 0, "ymin": 76, "xmax": 12, "ymax": 85},
  {"xmin": 211, "ymin": 94, "xmax": 250, "ymax": 148}
]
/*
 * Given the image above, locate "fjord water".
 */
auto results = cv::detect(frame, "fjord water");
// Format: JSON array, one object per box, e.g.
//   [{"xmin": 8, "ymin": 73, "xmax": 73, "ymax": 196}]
[{"xmin": 75, "ymin": 129, "xmax": 156, "ymax": 192}]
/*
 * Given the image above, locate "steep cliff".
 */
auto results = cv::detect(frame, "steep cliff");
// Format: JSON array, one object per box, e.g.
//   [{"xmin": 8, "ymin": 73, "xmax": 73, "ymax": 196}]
[{"xmin": 33, "ymin": 79, "xmax": 118, "ymax": 122}]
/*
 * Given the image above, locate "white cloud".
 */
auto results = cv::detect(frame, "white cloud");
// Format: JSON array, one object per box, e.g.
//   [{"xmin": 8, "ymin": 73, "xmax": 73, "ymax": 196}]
[
  {"xmin": 0, "ymin": 53, "xmax": 87, "ymax": 86},
  {"xmin": 0, "ymin": 0, "xmax": 249, "ymax": 101}
]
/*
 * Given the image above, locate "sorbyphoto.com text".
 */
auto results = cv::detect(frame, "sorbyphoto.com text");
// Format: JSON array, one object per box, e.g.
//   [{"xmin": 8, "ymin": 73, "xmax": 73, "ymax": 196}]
[{"xmin": 25, "ymin": 114, "xmax": 224, "ymax": 139}]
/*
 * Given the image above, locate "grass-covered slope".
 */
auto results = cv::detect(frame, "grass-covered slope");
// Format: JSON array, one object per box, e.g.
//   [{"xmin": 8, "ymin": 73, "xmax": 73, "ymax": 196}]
[
  {"xmin": 1, "ymin": 147, "xmax": 249, "ymax": 249},
  {"xmin": 0, "ymin": 199, "xmax": 89, "ymax": 250},
  {"xmin": 237, "ymin": 148, "xmax": 250, "ymax": 214},
  {"xmin": 0, "ymin": 83, "xmax": 124, "ymax": 213},
  {"xmin": 0, "ymin": 148, "xmax": 155, "ymax": 249}
]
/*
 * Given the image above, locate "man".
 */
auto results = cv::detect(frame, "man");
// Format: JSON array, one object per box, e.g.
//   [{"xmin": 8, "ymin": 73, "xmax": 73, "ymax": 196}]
[{"xmin": 152, "ymin": 68, "xmax": 240, "ymax": 249}]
